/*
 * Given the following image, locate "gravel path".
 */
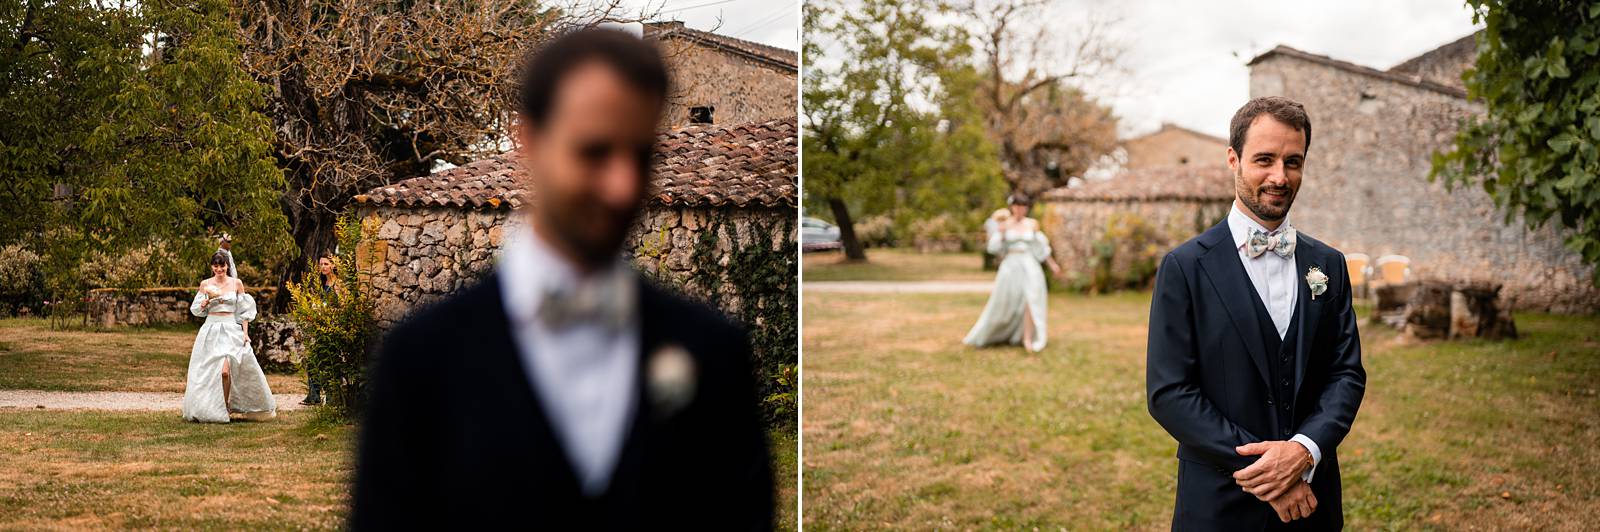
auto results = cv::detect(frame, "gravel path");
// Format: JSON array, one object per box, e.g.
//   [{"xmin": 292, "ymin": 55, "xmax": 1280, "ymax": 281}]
[
  {"xmin": 803, "ymin": 280, "xmax": 995, "ymax": 294},
  {"xmin": 0, "ymin": 390, "xmax": 310, "ymax": 412}
]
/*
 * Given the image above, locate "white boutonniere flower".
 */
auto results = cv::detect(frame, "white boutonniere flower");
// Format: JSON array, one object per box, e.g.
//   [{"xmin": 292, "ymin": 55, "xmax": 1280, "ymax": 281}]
[
  {"xmin": 647, "ymin": 344, "xmax": 696, "ymax": 418},
  {"xmin": 1306, "ymin": 266, "xmax": 1329, "ymax": 300}
]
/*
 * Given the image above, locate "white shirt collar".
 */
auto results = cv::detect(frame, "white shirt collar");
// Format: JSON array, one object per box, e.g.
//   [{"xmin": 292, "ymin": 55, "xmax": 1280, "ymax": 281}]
[
  {"xmin": 499, "ymin": 220, "xmax": 628, "ymax": 326},
  {"xmin": 1227, "ymin": 201, "xmax": 1292, "ymax": 251}
]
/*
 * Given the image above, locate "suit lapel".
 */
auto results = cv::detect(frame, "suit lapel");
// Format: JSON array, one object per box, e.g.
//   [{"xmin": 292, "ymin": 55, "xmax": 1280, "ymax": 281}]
[
  {"xmin": 602, "ymin": 276, "xmax": 666, "ymax": 508},
  {"xmin": 1194, "ymin": 222, "xmax": 1272, "ymax": 388},
  {"xmin": 1292, "ymin": 238, "xmax": 1325, "ymax": 397},
  {"xmin": 482, "ymin": 272, "xmax": 587, "ymax": 495}
]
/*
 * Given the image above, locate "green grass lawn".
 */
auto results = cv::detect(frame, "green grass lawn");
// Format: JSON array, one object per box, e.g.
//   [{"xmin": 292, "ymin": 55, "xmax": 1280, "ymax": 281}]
[
  {"xmin": 0, "ymin": 409, "xmax": 352, "ymax": 530},
  {"xmin": 801, "ymin": 290, "xmax": 1600, "ymax": 530},
  {"xmin": 0, "ymin": 318, "xmax": 304, "ymax": 394},
  {"xmin": 803, "ymin": 248, "xmax": 994, "ymax": 283},
  {"xmin": 0, "ymin": 317, "xmax": 799, "ymax": 530},
  {"xmin": 772, "ymin": 427, "xmax": 799, "ymax": 530}
]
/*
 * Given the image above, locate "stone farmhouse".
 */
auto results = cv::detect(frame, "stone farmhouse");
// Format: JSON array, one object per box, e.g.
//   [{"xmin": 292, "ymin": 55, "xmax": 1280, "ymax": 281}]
[
  {"xmin": 352, "ymin": 117, "xmax": 797, "ymax": 329},
  {"xmin": 646, "ymin": 21, "xmax": 797, "ymax": 129},
  {"xmin": 1035, "ymin": 32, "xmax": 1595, "ymax": 312},
  {"xmin": 1121, "ymin": 123, "xmax": 1229, "ymax": 171},
  {"xmin": 1248, "ymin": 33, "xmax": 1597, "ymax": 312}
]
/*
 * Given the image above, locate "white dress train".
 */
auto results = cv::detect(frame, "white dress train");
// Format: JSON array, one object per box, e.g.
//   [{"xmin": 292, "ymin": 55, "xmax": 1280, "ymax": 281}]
[
  {"xmin": 963, "ymin": 228, "xmax": 1053, "ymax": 352},
  {"xmin": 182, "ymin": 289, "xmax": 276, "ymax": 422}
]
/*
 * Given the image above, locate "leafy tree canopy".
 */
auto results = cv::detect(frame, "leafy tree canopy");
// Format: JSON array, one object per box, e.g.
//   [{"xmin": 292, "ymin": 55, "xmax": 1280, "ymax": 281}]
[
  {"xmin": 1434, "ymin": 0, "xmax": 1600, "ymax": 283},
  {"xmin": 0, "ymin": 0, "xmax": 291, "ymax": 294}
]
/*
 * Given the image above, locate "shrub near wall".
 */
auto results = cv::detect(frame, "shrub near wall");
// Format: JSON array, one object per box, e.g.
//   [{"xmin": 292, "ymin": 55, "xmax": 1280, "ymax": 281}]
[{"xmin": 1042, "ymin": 200, "xmax": 1229, "ymax": 291}]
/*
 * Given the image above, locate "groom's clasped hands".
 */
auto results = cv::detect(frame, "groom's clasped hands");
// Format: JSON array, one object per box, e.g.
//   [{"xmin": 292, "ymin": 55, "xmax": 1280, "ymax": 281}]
[{"xmin": 1234, "ymin": 441, "xmax": 1317, "ymax": 523}]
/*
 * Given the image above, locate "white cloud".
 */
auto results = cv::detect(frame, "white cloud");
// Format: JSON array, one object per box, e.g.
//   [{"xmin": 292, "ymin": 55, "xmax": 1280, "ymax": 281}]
[
  {"xmin": 1102, "ymin": 0, "xmax": 1480, "ymax": 138},
  {"xmin": 616, "ymin": 0, "xmax": 800, "ymax": 50}
]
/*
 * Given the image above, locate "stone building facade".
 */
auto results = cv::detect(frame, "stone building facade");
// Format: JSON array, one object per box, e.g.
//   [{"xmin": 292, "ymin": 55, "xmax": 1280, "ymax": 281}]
[
  {"xmin": 1247, "ymin": 37, "xmax": 1598, "ymax": 313},
  {"xmin": 1121, "ymin": 123, "xmax": 1229, "ymax": 171},
  {"xmin": 646, "ymin": 22, "xmax": 797, "ymax": 129},
  {"xmin": 1039, "ymin": 167, "xmax": 1232, "ymax": 290},
  {"xmin": 351, "ymin": 118, "xmax": 797, "ymax": 329}
]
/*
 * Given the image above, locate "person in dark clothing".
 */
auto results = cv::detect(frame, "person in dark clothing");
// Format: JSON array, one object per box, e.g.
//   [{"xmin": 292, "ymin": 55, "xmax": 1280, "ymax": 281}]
[{"xmin": 349, "ymin": 27, "xmax": 774, "ymax": 530}]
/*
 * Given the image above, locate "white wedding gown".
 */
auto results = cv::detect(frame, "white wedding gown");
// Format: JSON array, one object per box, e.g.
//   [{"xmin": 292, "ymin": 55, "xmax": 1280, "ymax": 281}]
[
  {"xmin": 963, "ymin": 227, "xmax": 1053, "ymax": 352},
  {"xmin": 182, "ymin": 289, "xmax": 276, "ymax": 422}
]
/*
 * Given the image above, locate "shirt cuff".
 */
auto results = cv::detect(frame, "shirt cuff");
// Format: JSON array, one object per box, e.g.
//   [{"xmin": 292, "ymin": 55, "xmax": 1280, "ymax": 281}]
[{"xmin": 1290, "ymin": 434, "xmax": 1321, "ymax": 483}]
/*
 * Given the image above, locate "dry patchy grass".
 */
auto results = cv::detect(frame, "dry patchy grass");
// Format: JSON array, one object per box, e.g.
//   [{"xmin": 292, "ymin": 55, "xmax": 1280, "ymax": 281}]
[
  {"xmin": 802, "ymin": 248, "xmax": 995, "ymax": 283},
  {"xmin": 0, "ymin": 318, "xmax": 304, "ymax": 394},
  {"xmin": 0, "ymin": 319, "xmax": 798, "ymax": 531},
  {"xmin": 0, "ymin": 409, "xmax": 351, "ymax": 530},
  {"xmin": 801, "ymin": 290, "xmax": 1600, "ymax": 530}
]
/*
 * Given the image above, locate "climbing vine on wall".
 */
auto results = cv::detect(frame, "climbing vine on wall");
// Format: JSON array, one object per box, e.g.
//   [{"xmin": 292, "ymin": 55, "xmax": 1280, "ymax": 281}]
[{"xmin": 685, "ymin": 209, "xmax": 798, "ymax": 429}]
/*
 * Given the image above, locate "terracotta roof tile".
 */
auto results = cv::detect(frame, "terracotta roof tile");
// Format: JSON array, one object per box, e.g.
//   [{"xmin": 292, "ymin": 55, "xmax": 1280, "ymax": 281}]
[
  {"xmin": 354, "ymin": 117, "xmax": 797, "ymax": 210},
  {"xmin": 1040, "ymin": 166, "xmax": 1234, "ymax": 202}
]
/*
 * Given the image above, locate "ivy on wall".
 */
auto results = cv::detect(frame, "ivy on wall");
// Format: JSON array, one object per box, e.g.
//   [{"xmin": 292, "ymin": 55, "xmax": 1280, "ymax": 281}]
[{"xmin": 683, "ymin": 210, "xmax": 798, "ymax": 429}]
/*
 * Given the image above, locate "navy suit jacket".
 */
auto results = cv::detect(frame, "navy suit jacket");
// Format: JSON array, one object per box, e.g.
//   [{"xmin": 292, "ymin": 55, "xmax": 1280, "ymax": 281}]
[
  {"xmin": 1146, "ymin": 220, "xmax": 1365, "ymax": 531},
  {"xmin": 350, "ymin": 273, "xmax": 774, "ymax": 530}
]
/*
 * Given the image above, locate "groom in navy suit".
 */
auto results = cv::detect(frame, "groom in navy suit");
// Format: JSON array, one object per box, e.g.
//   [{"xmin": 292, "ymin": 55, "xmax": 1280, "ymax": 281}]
[
  {"xmin": 350, "ymin": 28, "xmax": 773, "ymax": 530},
  {"xmin": 1147, "ymin": 96, "xmax": 1365, "ymax": 530}
]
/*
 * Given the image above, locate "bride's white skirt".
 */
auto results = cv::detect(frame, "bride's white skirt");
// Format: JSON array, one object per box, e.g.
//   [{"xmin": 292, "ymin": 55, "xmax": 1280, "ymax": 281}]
[
  {"xmin": 183, "ymin": 315, "xmax": 276, "ymax": 423},
  {"xmin": 963, "ymin": 252, "xmax": 1049, "ymax": 351}
]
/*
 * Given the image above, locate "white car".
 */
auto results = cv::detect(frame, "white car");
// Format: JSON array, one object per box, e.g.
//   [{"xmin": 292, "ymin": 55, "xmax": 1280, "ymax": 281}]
[{"xmin": 800, "ymin": 217, "xmax": 842, "ymax": 252}]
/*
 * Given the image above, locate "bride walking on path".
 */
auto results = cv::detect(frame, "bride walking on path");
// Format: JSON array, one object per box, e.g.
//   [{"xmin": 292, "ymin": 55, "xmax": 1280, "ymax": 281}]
[
  {"xmin": 964, "ymin": 195, "xmax": 1063, "ymax": 353},
  {"xmin": 182, "ymin": 251, "xmax": 276, "ymax": 422}
]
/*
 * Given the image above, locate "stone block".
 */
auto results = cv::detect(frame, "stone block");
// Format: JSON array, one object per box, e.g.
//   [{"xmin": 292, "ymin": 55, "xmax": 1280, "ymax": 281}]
[
  {"xmin": 421, "ymin": 220, "xmax": 447, "ymax": 244},
  {"xmin": 399, "ymin": 226, "xmax": 420, "ymax": 247},
  {"xmin": 377, "ymin": 218, "xmax": 402, "ymax": 240}
]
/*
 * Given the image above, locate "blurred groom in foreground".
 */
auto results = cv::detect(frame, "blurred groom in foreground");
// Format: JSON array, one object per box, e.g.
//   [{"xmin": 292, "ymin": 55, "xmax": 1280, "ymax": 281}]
[{"xmin": 351, "ymin": 27, "xmax": 773, "ymax": 530}]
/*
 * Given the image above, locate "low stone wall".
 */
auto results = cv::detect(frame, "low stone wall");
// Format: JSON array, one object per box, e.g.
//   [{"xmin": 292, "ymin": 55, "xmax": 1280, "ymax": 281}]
[
  {"xmin": 85, "ymin": 287, "xmax": 277, "ymax": 328},
  {"xmin": 250, "ymin": 316, "xmax": 304, "ymax": 373},
  {"xmin": 355, "ymin": 204, "xmax": 795, "ymax": 329},
  {"xmin": 1040, "ymin": 198, "xmax": 1230, "ymax": 290}
]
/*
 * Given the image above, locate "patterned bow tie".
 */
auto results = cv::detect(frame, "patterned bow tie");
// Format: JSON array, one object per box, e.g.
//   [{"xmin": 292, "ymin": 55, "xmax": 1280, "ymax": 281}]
[
  {"xmin": 1246, "ymin": 227, "xmax": 1297, "ymax": 259},
  {"xmin": 537, "ymin": 268, "xmax": 636, "ymax": 331}
]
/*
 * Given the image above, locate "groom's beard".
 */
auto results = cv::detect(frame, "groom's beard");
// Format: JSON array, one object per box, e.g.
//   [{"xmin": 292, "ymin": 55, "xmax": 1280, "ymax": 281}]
[{"xmin": 1235, "ymin": 169, "xmax": 1296, "ymax": 222}]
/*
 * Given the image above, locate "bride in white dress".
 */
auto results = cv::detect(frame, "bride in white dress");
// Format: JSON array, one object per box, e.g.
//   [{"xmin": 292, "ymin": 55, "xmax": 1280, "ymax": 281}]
[
  {"xmin": 183, "ymin": 251, "xmax": 276, "ymax": 422},
  {"xmin": 964, "ymin": 195, "xmax": 1063, "ymax": 353}
]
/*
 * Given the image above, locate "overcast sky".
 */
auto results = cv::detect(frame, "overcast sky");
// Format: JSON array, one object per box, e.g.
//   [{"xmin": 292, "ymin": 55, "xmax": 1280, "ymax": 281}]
[
  {"xmin": 1096, "ymin": 1, "xmax": 1481, "ymax": 138},
  {"xmin": 799, "ymin": 1, "xmax": 1481, "ymax": 140},
  {"xmin": 619, "ymin": 0, "xmax": 800, "ymax": 51}
]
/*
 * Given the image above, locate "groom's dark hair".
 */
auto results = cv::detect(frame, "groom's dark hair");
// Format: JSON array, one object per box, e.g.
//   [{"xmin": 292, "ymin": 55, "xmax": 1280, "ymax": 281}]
[
  {"xmin": 1229, "ymin": 96, "xmax": 1312, "ymax": 155},
  {"xmin": 515, "ymin": 27, "xmax": 670, "ymax": 127}
]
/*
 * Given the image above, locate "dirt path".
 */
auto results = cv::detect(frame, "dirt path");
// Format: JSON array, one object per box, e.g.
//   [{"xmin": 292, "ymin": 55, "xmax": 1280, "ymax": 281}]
[
  {"xmin": 0, "ymin": 390, "xmax": 309, "ymax": 411},
  {"xmin": 803, "ymin": 281, "xmax": 995, "ymax": 293}
]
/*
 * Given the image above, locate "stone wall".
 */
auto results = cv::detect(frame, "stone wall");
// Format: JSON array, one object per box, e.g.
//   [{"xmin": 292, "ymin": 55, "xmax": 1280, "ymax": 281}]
[
  {"xmin": 1123, "ymin": 125, "xmax": 1228, "ymax": 171},
  {"xmin": 1250, "ymin": 53, "xmax": 1599, "ymax": 313},
  {"xmin": 659, "ymin": 38, "xmax": 796, "ymax": 129},
  {"xmin": 1388, "ymin": 33, "xmax": 1477, "ymax": 90},
  {"xmin": 86, "ymin": 287, "xmax": 277, "ymax": 328},
  {"xmin": 355, "ymin": 204, "xmax": 795, "ymax": 329},
  {"xmin": 1040, "ymin": 199, "xmax": 1230, "ymax": 289}
]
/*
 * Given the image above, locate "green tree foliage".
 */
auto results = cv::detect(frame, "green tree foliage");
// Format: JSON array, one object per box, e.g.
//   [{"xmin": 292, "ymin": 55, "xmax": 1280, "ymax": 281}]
[
  {"xmin": 803, "ymin": 0, "xmax": 1003, "ymax": 260},
  {"xmin": 0, "ymin": 0, "xmax": 291, "ymax": 299},
  {"xmin": 1433, "ymin": 1, "xmax": 1600, "ymax": 282}
]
